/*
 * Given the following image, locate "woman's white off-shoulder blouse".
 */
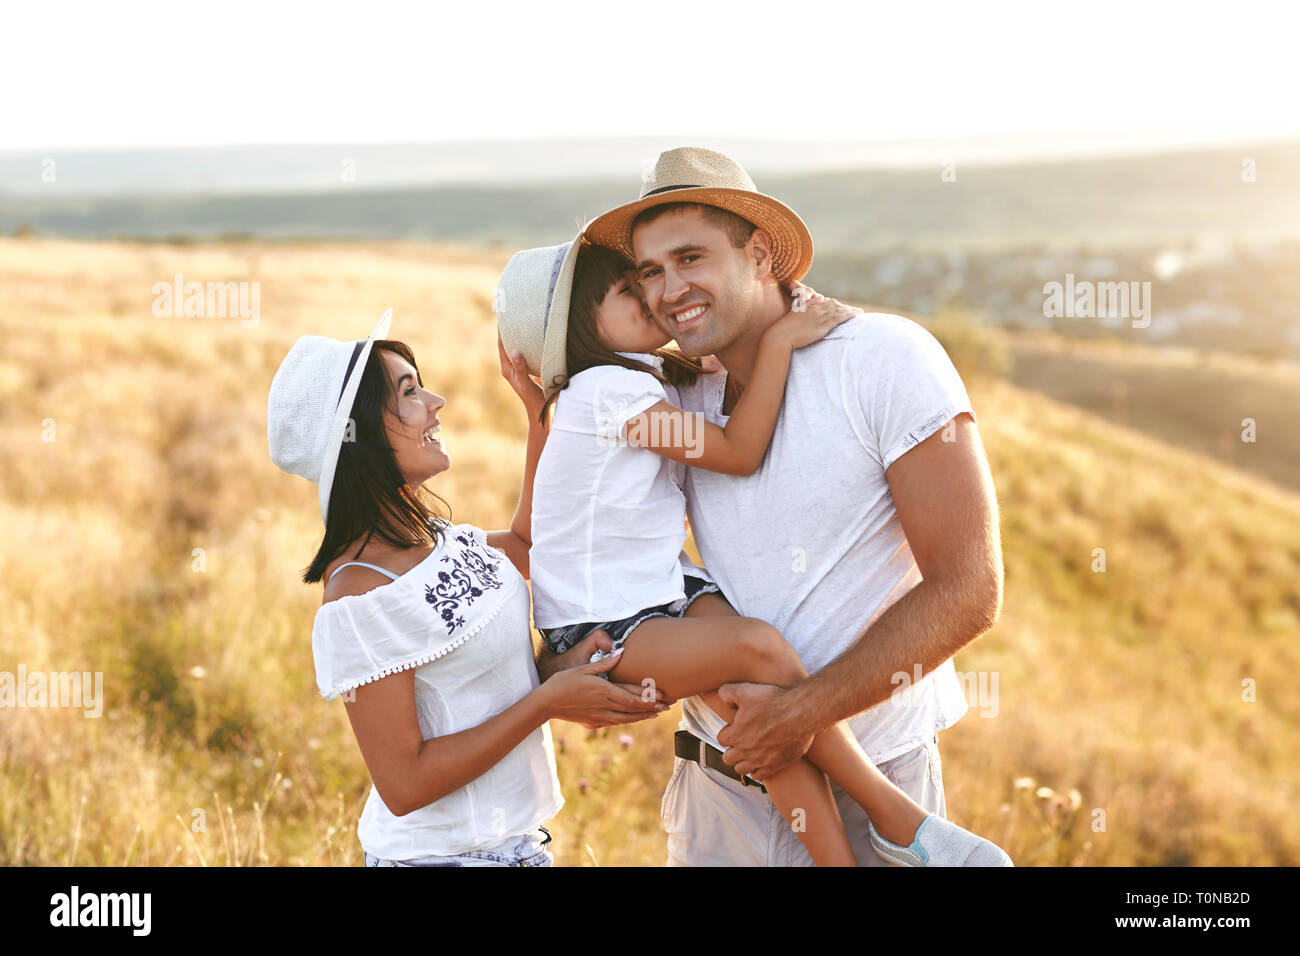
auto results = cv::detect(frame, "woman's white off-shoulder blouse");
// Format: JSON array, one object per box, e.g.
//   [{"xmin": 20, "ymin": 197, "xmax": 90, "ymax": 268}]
[{"xmin": 312, "ymin": 523, "xmax": 563, "ymax": 859}]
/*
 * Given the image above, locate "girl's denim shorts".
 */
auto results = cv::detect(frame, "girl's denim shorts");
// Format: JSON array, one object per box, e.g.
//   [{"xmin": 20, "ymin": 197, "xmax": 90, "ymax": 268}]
[
  {"xmin": 364, "ymin": 826, "xmax": 553, "ymax": 867},
  {"xmin": 537, "ymin": 575, "xmax": 722, "ymax": 679}
]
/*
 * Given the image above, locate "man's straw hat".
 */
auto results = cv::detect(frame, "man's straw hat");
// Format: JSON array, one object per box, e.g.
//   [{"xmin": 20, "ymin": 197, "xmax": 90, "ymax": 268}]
[{"xmin": 583, "ymin": 146, "xmax": 813, "ymax": 283}]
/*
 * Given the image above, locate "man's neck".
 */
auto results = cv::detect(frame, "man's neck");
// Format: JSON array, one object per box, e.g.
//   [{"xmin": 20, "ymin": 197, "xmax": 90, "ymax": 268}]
[{"xmin": 717, "ymin": 282, "xmax": 793, "ymax": 414}]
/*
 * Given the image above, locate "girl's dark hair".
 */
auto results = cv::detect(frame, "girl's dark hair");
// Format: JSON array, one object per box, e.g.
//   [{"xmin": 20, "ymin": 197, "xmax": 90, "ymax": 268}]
[
  {"xmin": 303, "ymin": 340, "xmax": 451, "ymax": 584},
  {"xmin": 540, "ymin": 241, "xmax": 703, "ymax": 424}
]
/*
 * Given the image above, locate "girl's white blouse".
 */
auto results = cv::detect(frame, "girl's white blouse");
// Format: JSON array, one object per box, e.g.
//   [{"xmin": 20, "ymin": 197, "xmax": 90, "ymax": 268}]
[{"xmin": 311, "ymin": 523, "xmax": 563, "ymax": 859}]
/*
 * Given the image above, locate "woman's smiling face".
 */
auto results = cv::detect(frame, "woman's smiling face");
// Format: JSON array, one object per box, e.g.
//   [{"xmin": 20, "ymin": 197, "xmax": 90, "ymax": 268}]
[
  {"xmin": 594, "ymin": 271, "xmax": 672, "ymax": 354},
  {"xmin": 380, "ymin": 349, "xmax": 450, "ymax": 484}
]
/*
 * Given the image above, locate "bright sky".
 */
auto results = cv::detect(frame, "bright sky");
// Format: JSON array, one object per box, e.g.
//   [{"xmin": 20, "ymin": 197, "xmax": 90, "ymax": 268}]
[{"xmin": 5, "ymin": 0, "xmax": 1298, "ymax": 154}]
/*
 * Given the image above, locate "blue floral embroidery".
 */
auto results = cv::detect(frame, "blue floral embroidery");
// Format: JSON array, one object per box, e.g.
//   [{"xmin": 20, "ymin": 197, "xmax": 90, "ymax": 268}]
[{"xmin": 424, "ymin": 531, "xmax": 504, "ymax": 633}]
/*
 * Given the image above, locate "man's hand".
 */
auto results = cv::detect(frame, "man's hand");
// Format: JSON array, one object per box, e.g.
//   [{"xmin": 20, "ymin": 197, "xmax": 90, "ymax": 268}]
[
  {"xmin": 536, "ymin": 631, "xmax": 671, "ymax": 730},
  {"xmin": 715, "ymin": 682, "xmax": 815, "ymax": 781}
]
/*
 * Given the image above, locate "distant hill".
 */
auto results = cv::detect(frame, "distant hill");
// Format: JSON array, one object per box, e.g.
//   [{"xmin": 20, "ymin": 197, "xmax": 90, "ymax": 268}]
[
  {"xmin": 3, "ymin": 142, "xmax": 1299, "ymax": 253},
  {"xmin": 1004, "ymin": 337, "xmax": 1300, "ymax": 493}
]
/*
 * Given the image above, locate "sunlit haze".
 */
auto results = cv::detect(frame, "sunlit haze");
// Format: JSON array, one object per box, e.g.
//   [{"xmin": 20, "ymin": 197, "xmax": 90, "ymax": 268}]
[{"xmin": 4, "ymin": 0, "xmax": 1298, "ymax": 161}]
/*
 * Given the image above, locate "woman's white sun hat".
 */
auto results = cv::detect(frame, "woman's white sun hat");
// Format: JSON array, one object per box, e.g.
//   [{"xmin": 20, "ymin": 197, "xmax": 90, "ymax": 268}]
[
  {"xmin": 495, "ymin": 232, "xmax": 584, "ymax": 401},
  {"xmin": 268, "ymin": 309, "xmax": 392, "ymax": 524}
]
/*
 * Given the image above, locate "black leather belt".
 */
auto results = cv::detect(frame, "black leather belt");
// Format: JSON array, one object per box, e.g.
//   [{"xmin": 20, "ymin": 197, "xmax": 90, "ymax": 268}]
[{"xmin": 674, "ymin": 730, "xmax": 767, "ymax": 794}]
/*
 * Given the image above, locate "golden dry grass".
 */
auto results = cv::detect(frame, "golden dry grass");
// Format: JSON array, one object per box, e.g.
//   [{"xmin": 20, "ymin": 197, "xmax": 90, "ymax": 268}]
[{"xmin": 1, "ymin": 236, "xmax": 1296, "ymax": 866}]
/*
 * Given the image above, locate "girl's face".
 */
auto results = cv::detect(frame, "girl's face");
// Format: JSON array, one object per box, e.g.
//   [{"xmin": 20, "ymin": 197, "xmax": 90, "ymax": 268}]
[
  {"xmin": 380, "ymin": 350, "xmax": 450, "ymax": 484},
  {"xmin": 593, "ymin": 272, "xmax": 672, "ymax": 354}
]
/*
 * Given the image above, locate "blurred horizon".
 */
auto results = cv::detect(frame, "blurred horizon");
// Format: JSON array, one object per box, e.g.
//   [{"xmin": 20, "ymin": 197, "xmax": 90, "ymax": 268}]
[{"xmin": 3, "ymin": 134, "xmax": 1299, "ymax": 196}]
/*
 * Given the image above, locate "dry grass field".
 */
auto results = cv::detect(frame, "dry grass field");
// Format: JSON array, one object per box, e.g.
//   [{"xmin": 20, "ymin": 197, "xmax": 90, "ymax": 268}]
[{"xmin": 1, "ymin": 236, "xmax": 1297, "ymax": 866}]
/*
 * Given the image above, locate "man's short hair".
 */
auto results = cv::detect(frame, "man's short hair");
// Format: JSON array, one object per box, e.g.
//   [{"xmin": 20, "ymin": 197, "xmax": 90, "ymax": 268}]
[{"xmin": 631, "ymin": 202, "xmax": 758, "ymax": 250}]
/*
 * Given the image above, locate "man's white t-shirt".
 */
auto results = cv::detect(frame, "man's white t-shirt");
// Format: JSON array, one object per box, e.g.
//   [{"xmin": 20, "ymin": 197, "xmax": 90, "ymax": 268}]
[
  {"xmin": 529, "ymin": 352, "xmax": 706, "ymax": 629},
  {"xmin": 676, "ymin": 312, "xmax": 974, "ymax": 765}
]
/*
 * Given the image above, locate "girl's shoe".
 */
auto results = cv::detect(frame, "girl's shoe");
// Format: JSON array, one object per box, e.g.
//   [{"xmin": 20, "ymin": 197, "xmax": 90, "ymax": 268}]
[{"xmin": 868, "ymin": 815, "xmax": 1013, "ymax": 867}]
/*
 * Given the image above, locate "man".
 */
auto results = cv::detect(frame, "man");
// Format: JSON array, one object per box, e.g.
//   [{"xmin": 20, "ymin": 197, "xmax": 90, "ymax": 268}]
[{"xmin": 541, "ymin": 146, "xmax": 1004, "ymax": 866}]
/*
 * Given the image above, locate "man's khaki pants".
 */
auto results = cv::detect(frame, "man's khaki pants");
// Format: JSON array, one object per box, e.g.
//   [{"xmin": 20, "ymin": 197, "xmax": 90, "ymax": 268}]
[{"xmin": 663, "ymin": 734, "xmax": 946, "ymax": 866}]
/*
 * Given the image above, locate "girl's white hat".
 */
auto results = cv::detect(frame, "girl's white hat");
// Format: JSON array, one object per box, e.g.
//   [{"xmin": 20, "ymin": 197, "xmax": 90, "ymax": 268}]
[
  {"xmin": 267, "ymin": 309, "xmax": 392, "ymax": 524},
  {"xmin": 495, "ymin": 232, "xmax": 584, "ymax": 401}
]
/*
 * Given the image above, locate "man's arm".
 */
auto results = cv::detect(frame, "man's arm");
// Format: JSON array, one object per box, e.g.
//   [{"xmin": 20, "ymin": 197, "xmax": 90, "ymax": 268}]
[{"xmin": 717, "ymin": 413, "xmax": 1002, "ymax": 779}]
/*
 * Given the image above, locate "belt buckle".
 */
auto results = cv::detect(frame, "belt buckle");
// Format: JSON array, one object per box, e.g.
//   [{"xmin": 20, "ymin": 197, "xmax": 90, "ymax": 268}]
[{"xmin": 696, "ymin": 737, "xmax": 712, "ymax": 774}]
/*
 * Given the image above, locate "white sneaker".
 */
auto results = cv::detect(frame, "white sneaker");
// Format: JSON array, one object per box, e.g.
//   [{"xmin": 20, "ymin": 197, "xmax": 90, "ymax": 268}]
[{"xmin": 868, "ymin": 815, "xmax": 1013, "ymax": 867}]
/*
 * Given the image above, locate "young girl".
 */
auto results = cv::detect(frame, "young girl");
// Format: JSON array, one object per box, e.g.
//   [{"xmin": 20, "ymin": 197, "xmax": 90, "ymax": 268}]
[{"xmin": 497, "ymin": 236, "xmax": 1012, "ymax": 866}]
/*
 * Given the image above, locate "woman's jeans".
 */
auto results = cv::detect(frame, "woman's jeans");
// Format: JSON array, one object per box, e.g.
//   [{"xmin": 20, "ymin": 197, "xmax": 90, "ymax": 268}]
[{"xmin": 364, "ymin": 826, "xmax": 553, "ymax": 867}]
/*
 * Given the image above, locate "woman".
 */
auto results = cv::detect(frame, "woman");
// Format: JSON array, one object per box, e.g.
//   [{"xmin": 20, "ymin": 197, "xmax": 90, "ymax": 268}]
[{"xmin": 267, "ymin": 309, "xmax": 663, "ymax": 866}]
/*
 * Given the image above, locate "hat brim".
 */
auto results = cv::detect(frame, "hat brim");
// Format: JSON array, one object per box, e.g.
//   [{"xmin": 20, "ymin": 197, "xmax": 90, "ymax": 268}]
[
  {"xmin": 538, "ymin": 235, "xmax": 584, "ymax": 402},
  {"xmin": 317, "ymin": 308, "xmax": 393, "ymax": 524},
  {"xmin": 583, "ymin": 187, "xmax": 813, "ymax": 284}
]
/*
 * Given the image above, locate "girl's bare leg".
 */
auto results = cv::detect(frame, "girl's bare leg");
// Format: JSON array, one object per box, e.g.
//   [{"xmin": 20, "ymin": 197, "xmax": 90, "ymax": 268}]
[
  {"xmin": 607, "ymin": 615, "xmax": 857, "ymax": 865},
  {"xmin": 613, "ymin": 594, "xmax": 929, "ymax": 849}
]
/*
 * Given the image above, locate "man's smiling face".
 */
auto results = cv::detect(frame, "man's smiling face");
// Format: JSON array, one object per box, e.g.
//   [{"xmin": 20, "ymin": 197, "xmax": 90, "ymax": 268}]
[{"xmin": 632, "ymin": 205, "xmax": 763, "ymax": 358}]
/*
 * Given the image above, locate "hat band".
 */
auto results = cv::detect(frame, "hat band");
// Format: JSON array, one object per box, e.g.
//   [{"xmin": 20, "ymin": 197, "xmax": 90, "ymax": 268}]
[
  {"xmin": 337, "ymin": 340, "xmax": 365, "ymax": 405},
  {"xmin": 542, "ymin": 243, "xmax": 569, "ymax": 333},
  {"xmin": 642, "ymin": 183, "xmax": 702, "ymax": 198}
]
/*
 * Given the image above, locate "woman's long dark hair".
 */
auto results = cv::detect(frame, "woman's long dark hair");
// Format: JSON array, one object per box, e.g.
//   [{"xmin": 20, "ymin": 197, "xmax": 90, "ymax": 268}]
[
  {"xmin": 303, "ymin": 340, "xmax": 451, "ymax": 584},
  {"xmin": 540, "ymin": 241, "xmax": 703, "ymax": 424}
]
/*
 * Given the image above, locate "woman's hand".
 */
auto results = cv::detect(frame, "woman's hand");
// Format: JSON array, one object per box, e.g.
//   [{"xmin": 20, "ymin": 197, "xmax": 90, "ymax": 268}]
[
  {"xmin": 537, "ymin": 632, "xmax": 672, "ymax": 724},
  {"xmin": 498, "ymin": 333, "xmax": 545, "ymax": 420},
  {"xmin": 765, "ymin": 281, "xmax": 859, "ymax": 350},
  {"xmin": 538, "ymin": 649, "xmax": 669, "ymax": 727}
]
